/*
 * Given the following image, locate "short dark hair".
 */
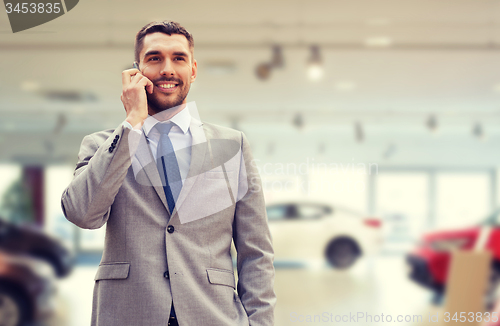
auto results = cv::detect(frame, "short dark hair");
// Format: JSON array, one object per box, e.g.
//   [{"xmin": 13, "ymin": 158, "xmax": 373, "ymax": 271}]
[{"xmin": 134, "ymin": 21, "xmax": 194, "ymax": 63}]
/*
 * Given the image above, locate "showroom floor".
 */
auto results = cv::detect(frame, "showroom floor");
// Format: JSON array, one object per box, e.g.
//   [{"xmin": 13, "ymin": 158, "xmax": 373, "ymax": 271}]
[{"xmin": 45, "ymin": 255, "xmax": 435, "ymax": 326}]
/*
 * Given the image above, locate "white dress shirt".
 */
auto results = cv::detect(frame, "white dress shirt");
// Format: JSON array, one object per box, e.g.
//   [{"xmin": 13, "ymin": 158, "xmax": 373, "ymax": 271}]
[
  {"xmin": 123, "ymin": 107, "xmax": 193, "ymax": 186},
  {"xmin": 122, "ymin": 106, "xmax": 249, "ymax": 207}
]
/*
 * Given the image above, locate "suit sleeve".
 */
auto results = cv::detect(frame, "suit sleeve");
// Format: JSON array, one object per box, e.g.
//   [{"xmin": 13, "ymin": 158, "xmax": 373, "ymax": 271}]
[
  {"xmin": 233, "ymin": 132, "xmax": 276, "ymax": 326},
  {"xmin": 61, "ymin": 124, "xmax": 133, "ymax": 229}
]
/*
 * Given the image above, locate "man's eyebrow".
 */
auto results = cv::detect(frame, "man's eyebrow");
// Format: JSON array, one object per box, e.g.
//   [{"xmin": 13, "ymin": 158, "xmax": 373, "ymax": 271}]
[
  {"xmin": 172, "ymin": 51, "xmax": 189, "ymax": 57},
  {"xmin": 143, "ymin": 50, "xmax": 161, "ymax": 58}
]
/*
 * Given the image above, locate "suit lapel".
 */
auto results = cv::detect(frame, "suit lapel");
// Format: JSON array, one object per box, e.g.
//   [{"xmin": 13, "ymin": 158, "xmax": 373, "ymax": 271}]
[
  {"xmin": 133, "ymin": 117, "xmax": 209, "ymax": 218},
  {"xmin": 173, "ymin": 118, "xmax": 208, "ymax": 214}
]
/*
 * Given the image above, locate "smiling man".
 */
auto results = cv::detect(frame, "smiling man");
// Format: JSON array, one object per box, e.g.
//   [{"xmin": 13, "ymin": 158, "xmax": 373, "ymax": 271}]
[{"xmin": 61, "ymin": 21, "xmax": 276, "ymax": 326}]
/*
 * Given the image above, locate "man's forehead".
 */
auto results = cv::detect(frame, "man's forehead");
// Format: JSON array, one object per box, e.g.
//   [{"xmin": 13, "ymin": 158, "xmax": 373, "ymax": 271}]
[{"xmin": 141, "ymin": 32, "xmax": 191, "ymax": 57}]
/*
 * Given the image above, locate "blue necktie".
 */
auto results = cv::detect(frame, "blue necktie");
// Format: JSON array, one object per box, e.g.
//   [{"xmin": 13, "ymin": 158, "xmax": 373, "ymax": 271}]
[{"xmin": 155, "ymin": 123, "xmax": 183, "ymax": 215}]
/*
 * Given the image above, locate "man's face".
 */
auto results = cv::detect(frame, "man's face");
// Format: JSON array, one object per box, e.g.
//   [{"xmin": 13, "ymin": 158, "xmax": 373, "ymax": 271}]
[{"xmin": 139, "ymin": 32, "xmax": 197, "ymax": 113}]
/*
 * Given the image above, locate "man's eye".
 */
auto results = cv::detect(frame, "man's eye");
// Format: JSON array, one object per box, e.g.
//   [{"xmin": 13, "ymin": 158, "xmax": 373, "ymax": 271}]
[
  {"xmin": 148, "ymin": 57, "xmax": 160, "ymax": 61},
  {"xmin": 174, "ymin": 57, "xmax": 185, "ymax": 61}
]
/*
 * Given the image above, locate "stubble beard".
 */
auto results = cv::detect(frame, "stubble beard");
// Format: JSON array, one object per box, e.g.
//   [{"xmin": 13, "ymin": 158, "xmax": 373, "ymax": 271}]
[{"xmin": 147, "ymin": 82, "xmax": 191, "ymax": 114}]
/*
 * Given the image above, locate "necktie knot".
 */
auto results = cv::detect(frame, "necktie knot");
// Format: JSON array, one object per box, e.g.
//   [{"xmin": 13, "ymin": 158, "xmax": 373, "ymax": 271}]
[{"xmin": 154, "ymin": 122, "xmax": 174, "ymax": 136}]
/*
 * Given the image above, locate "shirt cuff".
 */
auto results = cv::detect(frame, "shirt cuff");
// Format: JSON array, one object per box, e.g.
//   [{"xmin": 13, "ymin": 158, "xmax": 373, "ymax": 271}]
[{"xmin": 122, "ymin": 120, "xmax": 133, "ymax": 130}]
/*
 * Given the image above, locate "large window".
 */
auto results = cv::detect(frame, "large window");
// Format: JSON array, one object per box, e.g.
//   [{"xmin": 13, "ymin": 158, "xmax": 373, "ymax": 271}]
[
  {"xmin": 308, "ymin": 166, "xmax": 368, "ymax": 212},
  {"xmin": 436, "ymin": 173, "xmax": 491, "ymax": 228},
  {"xmin": 376, "ymin": 173, "xmax": 429, "ymax": 242},
  {"xmin": 374, "ymin": 169, "xmax": 496, "ymax": 252}
]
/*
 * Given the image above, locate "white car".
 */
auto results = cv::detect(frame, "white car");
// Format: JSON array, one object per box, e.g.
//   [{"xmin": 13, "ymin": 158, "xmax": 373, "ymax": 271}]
[{"xmin": 265, "ymin": 201, "xmax": 383, "ymax": 269}]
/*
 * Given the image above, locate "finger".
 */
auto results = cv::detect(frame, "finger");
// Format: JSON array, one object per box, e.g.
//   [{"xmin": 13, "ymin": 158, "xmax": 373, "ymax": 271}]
[
  {"xmin": 128, "ymin": 72, "xmax": 145, "ymax": 87},
  {"xmin": 122, "ymin": 68, "xmax": 140, "ymax": 88},
  {"xmin": 138, "ymin": 76, "xmax": 155, "ymax": 94}
]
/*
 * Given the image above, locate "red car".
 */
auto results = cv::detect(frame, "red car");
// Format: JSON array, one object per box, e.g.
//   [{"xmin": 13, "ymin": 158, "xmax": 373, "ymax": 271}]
[{"xmin": 407, "ymin": 209, "xmax": 500, "ymax": 305}]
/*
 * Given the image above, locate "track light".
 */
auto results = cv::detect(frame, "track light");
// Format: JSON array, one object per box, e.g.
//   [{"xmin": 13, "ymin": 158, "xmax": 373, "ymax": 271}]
[
  {"xmin": 354, "ymin": 121, "xmax": 364, "ymax": 143},
  {"xmin": 255, "ymin": 45, "xmax": 284, "ymax": 81},
  {"xmin": 426, "ymin": 114, "xmax": 438, "ymax": 133},
  {"xmin": 472, "ymin": 122, "xmax": 486, "ymax": 140},
  {"xmin": 271, "ymin": 45, "xmax": 284, "ymax": 69},
  {"xmin": 383, "ymin": 143, "xmax": 397, "ymax": 159},
  {"xmin": 307, "ymin": 45, "xmax": 323, "ymax": 81},
  {"xmin": 293, "ymin": 113, "xmax": 304, "ymax": 130},
  {"xmin": 255, "ymin": 62, "xmax": 272, "ymax": 81}
]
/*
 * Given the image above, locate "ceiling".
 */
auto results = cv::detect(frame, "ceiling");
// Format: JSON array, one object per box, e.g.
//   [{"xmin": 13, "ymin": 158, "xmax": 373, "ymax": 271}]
[{"xmin": 1, "ymin": 0, "xmax": 500, "ymax": 166}]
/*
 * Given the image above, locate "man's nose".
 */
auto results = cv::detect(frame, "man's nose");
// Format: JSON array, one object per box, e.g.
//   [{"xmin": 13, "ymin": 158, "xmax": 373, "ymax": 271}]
[{"xmin": 160, "ymin": 59, "xmax": 175, "ymax": 76}]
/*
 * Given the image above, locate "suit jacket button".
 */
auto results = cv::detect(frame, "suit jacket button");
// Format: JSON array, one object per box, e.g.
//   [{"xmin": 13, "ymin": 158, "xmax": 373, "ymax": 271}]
[
  {"xmin": 112, "ymin": 139, "xmax": 118, "ymax": 145},
  {"xmin": 109, "ymin": 147, "xmax": 114, "ymax": 153},
  {"xmin": 167, "ymin": 225, "xmax": 175, "ymax": 233},
  {"xmin": 115, "ymin": 135, "xmax": 119, "ymax": 140},
  {"xmin": 164, "ymin": 271, "xmax": 169, "ymax": 279}
]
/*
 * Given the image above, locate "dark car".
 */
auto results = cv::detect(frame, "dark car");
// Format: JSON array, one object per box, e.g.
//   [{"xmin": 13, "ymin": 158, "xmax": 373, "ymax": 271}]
[
  {"xmin": 0, "ymin": 218, "xmax": 74, "ymax": 278},
  {"xmin": 0, "ymin": 218, "xmax": 75, "ymax": 325},
  {"xmin": 0, "ymin": 250, "xmax": 57, "ymax": 326}
]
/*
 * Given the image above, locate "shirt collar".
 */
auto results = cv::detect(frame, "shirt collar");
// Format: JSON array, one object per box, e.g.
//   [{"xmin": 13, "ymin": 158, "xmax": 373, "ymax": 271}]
[{"xmin": 143, "ymin": 106, "xmax": 191, "ymax": 137}]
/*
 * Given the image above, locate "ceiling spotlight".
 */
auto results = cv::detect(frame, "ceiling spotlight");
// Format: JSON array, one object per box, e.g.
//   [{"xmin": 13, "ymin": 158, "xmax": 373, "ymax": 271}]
[
  {"xmin": 271, "ymin": 45, "xmax": 284, "ymax": 69},
  {"xmin": 355, "ymin": 121, "xmax": 364, "ymax": 143},
  {"xmin": 426, "ymin": 114, "xmax": 438, "ymax": 133},
  {"xmin": 472, "ymin": 122, "xmax": 486, "ymax": 140},
  {"xmin": 53, "ymin": 113, "xmax": 67, "ymax": 135},
  {"xmin": 255, "ymin": 62, "xmax": 272, "ymax": 81},
  {"xmin": 383, "ymin": 143, "xmax": 397, "ymax": 159},
  {"xmin": 293, "ymin": 113, "xmax": 304, "ymax": 130},
  {"xmin": 255, "ymin": 45, "xmax": 284, "ymax": 81},
  {"xmin": 307, "ymin": 45, "xmax": 323, "ymax": 81}
]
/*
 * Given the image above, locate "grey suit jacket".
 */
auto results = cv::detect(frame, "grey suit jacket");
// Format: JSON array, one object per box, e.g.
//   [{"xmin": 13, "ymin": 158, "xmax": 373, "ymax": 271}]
[{"xmin": 61, "ymin": 118, "xmax": 276, "ymax": 326}]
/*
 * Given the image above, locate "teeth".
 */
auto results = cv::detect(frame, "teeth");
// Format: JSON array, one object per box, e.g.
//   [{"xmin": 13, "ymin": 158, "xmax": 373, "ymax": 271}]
[{"xmin": 159, "ymin": 84, "xmax": 177, "ymax": 89}]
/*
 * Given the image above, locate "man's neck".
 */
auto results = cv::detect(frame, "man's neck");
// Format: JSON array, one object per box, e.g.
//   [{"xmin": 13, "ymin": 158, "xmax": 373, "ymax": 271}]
[{"xmin": 148, "ymin": 103, "xmax": 187, "ymax": 122}]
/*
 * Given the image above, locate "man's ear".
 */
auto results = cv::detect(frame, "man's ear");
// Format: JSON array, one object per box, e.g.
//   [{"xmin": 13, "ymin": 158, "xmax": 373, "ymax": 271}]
[{"xmin": 191, "ymin": 59, "xmax": 198, "ymax": 83}]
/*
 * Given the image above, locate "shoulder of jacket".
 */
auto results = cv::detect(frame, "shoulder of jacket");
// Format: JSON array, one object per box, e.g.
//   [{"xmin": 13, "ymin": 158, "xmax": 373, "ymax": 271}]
[{"xmin": 201, "ymin": 121, "xmax": 242, "ymax": 141}]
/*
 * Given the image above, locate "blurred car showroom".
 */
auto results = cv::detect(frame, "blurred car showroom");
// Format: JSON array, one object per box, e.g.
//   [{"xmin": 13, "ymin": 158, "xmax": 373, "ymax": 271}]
[{"xmin": 1, "ymin": 0, "xmax": 500, "ymax": 325}]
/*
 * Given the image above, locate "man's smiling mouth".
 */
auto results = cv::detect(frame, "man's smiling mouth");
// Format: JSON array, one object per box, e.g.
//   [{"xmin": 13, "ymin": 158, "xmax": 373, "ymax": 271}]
[
  {"xmin": 158, "ymin": 83, "xmax": 178, "ymax": 89},
  {"xmin": 156, "ymin": 82, "xmax": 180, "ymax": 93}
]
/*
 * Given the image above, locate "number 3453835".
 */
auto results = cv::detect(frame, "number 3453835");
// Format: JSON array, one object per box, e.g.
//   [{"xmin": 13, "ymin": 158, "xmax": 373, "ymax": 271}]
[{"xmin": 5, "ymin": 3, "xmax": 61, "ymax": 14}]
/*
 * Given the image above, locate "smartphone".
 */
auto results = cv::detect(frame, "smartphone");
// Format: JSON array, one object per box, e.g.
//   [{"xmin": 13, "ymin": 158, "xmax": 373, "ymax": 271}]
[{"xmin": 133, "ymin": 62, "xmax": 140, "ymax": 71}]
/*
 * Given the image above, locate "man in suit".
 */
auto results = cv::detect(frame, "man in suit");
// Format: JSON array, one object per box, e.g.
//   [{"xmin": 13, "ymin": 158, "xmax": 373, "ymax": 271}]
[{"xmin": 61, "ymin": 21, "xmax": 276, "ymax": 326}]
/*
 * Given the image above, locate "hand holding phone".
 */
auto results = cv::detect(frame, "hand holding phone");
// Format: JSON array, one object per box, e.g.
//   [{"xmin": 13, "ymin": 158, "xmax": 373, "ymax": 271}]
[{"xmin": 121, "ymin": 61, "xmax": 154, "ymax": 128}]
